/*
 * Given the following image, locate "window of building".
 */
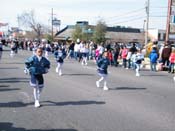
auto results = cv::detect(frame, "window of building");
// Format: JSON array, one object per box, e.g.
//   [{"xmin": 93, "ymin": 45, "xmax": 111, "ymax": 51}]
[
  {"xmin": 163, "ymin": 33, "xmax": 166, "ymax": 40},
  {"xmin": 158, "ymin": 33, "xmax": 161, "ymax": 40}
]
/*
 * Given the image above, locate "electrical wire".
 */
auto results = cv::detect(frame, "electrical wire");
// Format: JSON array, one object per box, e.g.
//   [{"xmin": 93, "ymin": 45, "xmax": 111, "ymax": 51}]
[{"xmin": 108, "ymin": 16, "xmax": 146, "ymax": 25}]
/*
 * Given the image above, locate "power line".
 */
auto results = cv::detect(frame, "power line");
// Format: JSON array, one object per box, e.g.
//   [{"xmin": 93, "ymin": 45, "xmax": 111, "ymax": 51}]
[
  {"xmin": 105, "ymin": 8, "xmax": 145, "ymax": 20},
  {"xmin": 106, "ymin": 12, "xmax": 145, "ymax": 24},
  {"xmin": 150, "ymin": 15, "xmax": 167, "ymax": 17},
  {"xmin": 108, "ymin": 16, "xmax": 146, "ymax": 25},
  {"xmin": 150, "ymin": 6, "xmax": 168, "ymax": 9}
]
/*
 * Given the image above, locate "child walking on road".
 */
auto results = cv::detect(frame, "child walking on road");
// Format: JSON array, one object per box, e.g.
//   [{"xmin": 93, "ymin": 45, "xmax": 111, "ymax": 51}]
[
  {"xmin": 96, "ymin": 51, "xmax": 110, "ymax": 91},
  {"xmin": 25, "ymin": 47, "xmax": 50, "ymax": 108},
  {"xmin": 54, "ymin": 47, "xmax": 64, "ymax": 76},
  {"xmin": 131, "ymin": 50, "xmax": 144, "ymax": 76}
]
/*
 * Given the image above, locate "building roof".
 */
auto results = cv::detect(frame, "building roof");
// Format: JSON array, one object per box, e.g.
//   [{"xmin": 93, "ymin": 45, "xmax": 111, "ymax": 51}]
[
  {"xmin": 107, "ymin": 26, "xmax": 141, "ymax": 33},
  {"xmin": 55, "ymin": 23, "xmax": 143, "ymax": 42}
]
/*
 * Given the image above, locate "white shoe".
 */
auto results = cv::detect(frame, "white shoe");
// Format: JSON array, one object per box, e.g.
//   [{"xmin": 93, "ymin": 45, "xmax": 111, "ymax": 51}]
[
  {"xmin": 59, "ymin": 72, "xmax": 62, "ymax": 76},
  {"xmin": 173, "ymin": 76, "xmax": 175, "ymax": 82},
  {"xmin": 96, "ymin": 81, "xmax": 100, "ymax": 88},
  {"xmin": 103, "ymin": 86, "xmax": 109, "ymax": 91},
  {"xmin": 136, "ymin": 73, "xmax": 140, "ymax": 77},
  {"xmin": 34, "ymin": 100, "xmax": 40, "ymax": 108}
]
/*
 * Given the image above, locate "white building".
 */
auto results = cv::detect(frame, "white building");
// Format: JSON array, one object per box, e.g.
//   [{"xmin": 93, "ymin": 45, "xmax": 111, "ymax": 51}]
[{"xmin": 148, "ymin": 29, "xmax": 166, "ymax": 44}]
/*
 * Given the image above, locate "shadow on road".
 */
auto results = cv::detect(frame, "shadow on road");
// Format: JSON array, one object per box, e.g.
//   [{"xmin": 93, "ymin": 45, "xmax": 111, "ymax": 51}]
[
  {"xmin": 111, "ymin": 87, "xmax": 147, "ymax": 90},
  {"xmin": 0, "ymin": 100, "xmax": 105, "ymax": 108},
  {"xmin": 41, "ymin": 100, "xmax": 105, "ymax": 107},
  {"xmin": 0, "ymin": 101, "xmax": 33, "ymax": 108},
  {"xmin": 0, "ymin": 85, "xmax": 10, "ymax": 88},
  {"xmin": 0, "ymin": 77, "xmax": 29, "ymax": 84},
  {"xmin": 0, "ymin": 122, "xmax": 78, "ymax": 131},
  {"xmin": 63, "ymin": 73, "xmax": 95, "ymax": 76},
  {"xmin": 141, "ymin": 74, "xmax": 168, "ymax": 77},
  {"xmin": 0, "ymin": 88, "xmax": 20, "ymax": 92},
  {"xmin": 0, "ymin": 67, "xmax": 19, "ymax": 70},
  {"xmin": 2, "ymin": 62, "xmax": 25, "ymax": 65}
]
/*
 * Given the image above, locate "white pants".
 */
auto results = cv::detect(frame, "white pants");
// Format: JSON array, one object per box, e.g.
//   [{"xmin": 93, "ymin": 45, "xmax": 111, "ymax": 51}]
[
  {"xmin": 135, "ymin": 64, "xmax": 141, "ymax": 75},
  {"xmin": 82, "ymin": 56, "xmax": 87, "ymax": 65},
  {"xmin": 45, "ymin": 51, "xmax": 49, "ymax": 59},
  {"xmin": 56, "ymin": 63, "xmax": 63, "ymax": 75},
  {"xmin": 10, "ymin": 50, "xmax": 14, "ymax": 57},
  {"xmin": 33, "ymin": 87, "xmax": 42, "ymax": 101},
  {"xmin": 97, "ymin": 73, "xmax": 107, "ymax": 87}
]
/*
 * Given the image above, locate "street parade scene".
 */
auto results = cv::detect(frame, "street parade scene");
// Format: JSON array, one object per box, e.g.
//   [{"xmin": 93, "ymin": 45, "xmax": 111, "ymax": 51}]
[{"xmin": 0, "ymin": 0, "xmax": 175, "ymax": 131}]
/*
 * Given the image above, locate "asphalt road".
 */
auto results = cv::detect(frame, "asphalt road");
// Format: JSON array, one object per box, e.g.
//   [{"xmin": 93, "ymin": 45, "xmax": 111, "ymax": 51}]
[{"xmin": 0, "ymin": 48, "xmax": 175, "ymax": 131}]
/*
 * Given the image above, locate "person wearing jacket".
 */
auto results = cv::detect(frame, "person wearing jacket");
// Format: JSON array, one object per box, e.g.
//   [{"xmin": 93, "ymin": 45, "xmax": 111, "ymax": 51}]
[
  {"xmin": 149, "ymin": 47, "xmax": 159, "ymax": 72},
  {"xmin": 121, "ymin": 45, "xmax": 128, "ymax": 69},
  {"xmin": 96, "ymin": 51, "xmax": 110, "ymax": 91},
  {"xmin": 0, "ymin": 42, "xmax": 3, "ymax": 61},
  {"xmin": 25, "ymin": 47, "xmax": 50, "ymax": 108},
  {"xmin": 54, "ymin": 47, "xmax": 64, "ymax": 76},
  {"xmin": 168, "ymin": 48, "xmax": 175, "ymax": 73},
  {"xmin": 131, "ymin": 49, "xmax": 144, "ymax": 76},
  {"xmin": 161, "ymin": 44, "xmax": 171, "ymax": 67}
]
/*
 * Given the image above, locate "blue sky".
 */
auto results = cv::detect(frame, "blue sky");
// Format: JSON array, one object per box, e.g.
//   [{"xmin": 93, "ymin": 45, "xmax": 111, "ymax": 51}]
[{"xmin": 0, "ymin": 0, "xmax": 168, "ymax": 30}]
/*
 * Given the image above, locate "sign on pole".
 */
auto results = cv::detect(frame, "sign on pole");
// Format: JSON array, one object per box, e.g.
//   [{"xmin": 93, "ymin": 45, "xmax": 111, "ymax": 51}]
[{"xmin": 52, "ymin": 19, "xmax": 61, "ymax": 26}]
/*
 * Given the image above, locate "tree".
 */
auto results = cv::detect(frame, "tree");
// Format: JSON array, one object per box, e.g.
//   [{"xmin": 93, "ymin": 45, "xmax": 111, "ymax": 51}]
[
  {"xmin": 18, "ymin": 10, "xmax": 45, "ymax": 40},
  {"xmin": 72, "ymin": 25, "xmax": 83, "ymax": 41},
  {"xmin": 93, "ymin": 20, "xmax": 107, "ymax": 44},
  {"xmin": 72, "ymin": 25, "xmax": 93, "ymax": 42}
]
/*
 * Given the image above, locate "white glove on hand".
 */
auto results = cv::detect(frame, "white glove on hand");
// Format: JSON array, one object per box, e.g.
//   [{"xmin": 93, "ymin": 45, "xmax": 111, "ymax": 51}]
[{"xmin": 24, "ymin": 68, "xmax": 29, "ymax": 75}]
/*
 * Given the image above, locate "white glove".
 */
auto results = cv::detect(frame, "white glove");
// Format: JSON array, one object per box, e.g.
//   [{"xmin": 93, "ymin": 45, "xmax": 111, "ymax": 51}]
[{"xmin": 24, "ymin": 68, "xmax": 29, "ymax": 74}]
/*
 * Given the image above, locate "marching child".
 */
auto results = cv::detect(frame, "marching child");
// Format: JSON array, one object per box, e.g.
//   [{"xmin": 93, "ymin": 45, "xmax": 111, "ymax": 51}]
[
  {"xmin": 96, "ymin": 51, "xmax": 110, "ymax": 91},
  {"xmin": 25, "ymin": 47, "xmax": 50, "ymax": 108},
  {"xmin": 54, "ymin": 47, "xmax": 64, "ymax": 76},
  {"xmin": 81, "ymin": 43, "xmax": 89, "ymax": 66},
  {"xmin": 131, "ymin": 49, "xmax": 144, "ymax": 76},
  {"xmin": 10, "ymin": 42, "xmax": 16, "ymax": 57},
  {"xmin": 45, "ymin": 43, "xmax": 51, "ymax": 60}
]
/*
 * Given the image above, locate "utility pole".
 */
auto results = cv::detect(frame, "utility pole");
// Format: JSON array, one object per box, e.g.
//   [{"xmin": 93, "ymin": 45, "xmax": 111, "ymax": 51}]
[
  {"xmin": 166, "ymin": 0, "xmax": 172, "ymax": 43},
  {"xmin": 145, "ymin": 0, "xmax": 150, "ymax": 45},
  {"xmin": 51, "ymin": 8, "xmax": 54, "ymax": 41}
]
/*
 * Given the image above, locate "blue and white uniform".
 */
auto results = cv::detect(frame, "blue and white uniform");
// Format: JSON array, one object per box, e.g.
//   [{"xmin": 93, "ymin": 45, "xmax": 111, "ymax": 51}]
[
  {"xmin": 45, "ymin": 43, "xmax": 51, "ymax": 60},
  {"xmin": 25, "ymin": 55, "xmax": 50, "ymax": 88},
  {"xmin": 96, "ymin": 56, "xmax": 110, "ymax": 90},
  {"xmin": 81, "ymin": 44, "xmax": 89, "ymax": 66},
  {"xmin": 131, "ymin": 52, "xmax": 144, "ymax": 76},
  {"xmin": 54, "ymin": 49, "xmax": 64, "ymax": 76},
  {"xmin": 25, "ymin": 54, "xmax": 50, "ymax": 107}
]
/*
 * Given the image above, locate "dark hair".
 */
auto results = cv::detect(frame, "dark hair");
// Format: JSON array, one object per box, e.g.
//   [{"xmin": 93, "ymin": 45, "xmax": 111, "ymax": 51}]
[
  {"xmin": 152, "ymin": 47, "xmax": 157, "ymax": 51},
  {"xmin": 36, "ymin": 47, "xmax": 43, "ymax": 51}
]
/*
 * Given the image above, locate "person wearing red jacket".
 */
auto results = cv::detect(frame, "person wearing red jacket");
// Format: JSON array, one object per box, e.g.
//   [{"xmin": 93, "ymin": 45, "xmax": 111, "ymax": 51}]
[
  {"xmin": 121, "ymin": 45, "xmax": 128, "ymax": 68},
  {"xmin": 107, "ymin": 50, "xmax": 113, "ymax": 66},
  {"xmin": 168, "ymin": 48, "xmax": 175, "ymax": 73}
]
